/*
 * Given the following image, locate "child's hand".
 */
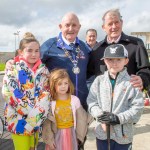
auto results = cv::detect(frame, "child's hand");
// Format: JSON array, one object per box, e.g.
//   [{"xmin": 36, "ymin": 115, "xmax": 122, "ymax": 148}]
[
  {"xmin": 101, "ymin": 123, "xmax": 107, "ymax": 132},
  {"xmin": 16, "ymin": 119, "xmax": 27, "ymax": 134},
  {"xmin": 45, "ymin": 142, "xmax": 56, "ymax": 150},
  {"xmin": 5, "ymin": 59, "xmax": 15, "ymax": 71},
  {"xmin": 101, "ymin": 123, "xmax": 113, "ymax": 132}
]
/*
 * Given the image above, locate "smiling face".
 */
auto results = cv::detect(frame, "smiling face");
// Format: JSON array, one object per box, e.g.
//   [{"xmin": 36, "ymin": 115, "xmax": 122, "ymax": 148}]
[
  {"xmin": 20, "ymin": 41, "xmax": 40, "ymax": 68},
  {"xmin": 59, "ymin": 13, "xmax": 81, "ymax": 42},
  {"xmin": 102, "ymin": 12, "xmax": 123, "ymax": 42},
  {"xmin": 86, "ymin": 31, "xmax": 97, "ymax": 48},
  {"xmin": 104, "ymin": 58, "xmax": 129, "ymax": 78}
]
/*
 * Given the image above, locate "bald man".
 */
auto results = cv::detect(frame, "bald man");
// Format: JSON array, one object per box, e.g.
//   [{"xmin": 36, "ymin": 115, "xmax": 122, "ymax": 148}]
[{"xmin": 41, "ymin": 12, "xmax": 90, "ymax": 111}]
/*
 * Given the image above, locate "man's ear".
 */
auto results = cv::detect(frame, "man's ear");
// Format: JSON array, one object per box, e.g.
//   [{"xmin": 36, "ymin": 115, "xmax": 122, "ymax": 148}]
[
  {"xmin": 79, "ymin": 24, "xmax": 81, "ymax": 29},
  {"xmin": 59, "ymin": 24, "xmax": 62, "ymax": 30},
  {"xmin": 102, "ymin": 24, "xmax": 106, "ymax": 32},
  {"xmin": 120, "ymin": 20, "xmax": 123, "ymax": 27}
]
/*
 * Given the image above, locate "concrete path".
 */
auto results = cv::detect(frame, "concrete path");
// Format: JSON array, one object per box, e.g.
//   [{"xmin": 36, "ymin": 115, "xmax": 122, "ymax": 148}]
[{"xmin": 85, "ymin": 106, "xmax": 150, "ymax": 150}]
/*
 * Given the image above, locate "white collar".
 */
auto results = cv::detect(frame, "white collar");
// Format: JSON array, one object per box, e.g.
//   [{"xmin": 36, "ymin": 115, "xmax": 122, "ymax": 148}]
[
  {"xmin": 62, "ymin": 34, "xmax": 76, "ymax": 46},
  {"xmin": 107, "ymin": 35, "xmax": 121, "ymax": 44}
]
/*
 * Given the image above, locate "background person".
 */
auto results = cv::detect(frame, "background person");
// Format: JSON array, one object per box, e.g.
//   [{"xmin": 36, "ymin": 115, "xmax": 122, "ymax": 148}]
[
  {"xmin": 87, "ymin": 44, "xmax": 144, "ymax": 150},
  {"xmin": 85, "ymin": 28, "xmax": 98, "ymax": 51},
  {"xmin": 85, "ymin": 29, "xmax": 98, "ymax": 89},
  {"xmin": 87, "ymin": 8, "xmax": 150, "ymax": 92}
]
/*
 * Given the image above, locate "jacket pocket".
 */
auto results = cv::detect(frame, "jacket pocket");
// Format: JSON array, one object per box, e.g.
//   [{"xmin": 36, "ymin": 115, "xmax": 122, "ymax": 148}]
[{"xmin": 113, "ymin": 123, "xmax": 133, "ymax": 139}]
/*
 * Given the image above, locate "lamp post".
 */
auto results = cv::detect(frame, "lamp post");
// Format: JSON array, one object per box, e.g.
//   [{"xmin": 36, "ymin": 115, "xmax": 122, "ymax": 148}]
[{"xmin": 13, "ymin": 31, "xmax": 20, "ymax": 51}]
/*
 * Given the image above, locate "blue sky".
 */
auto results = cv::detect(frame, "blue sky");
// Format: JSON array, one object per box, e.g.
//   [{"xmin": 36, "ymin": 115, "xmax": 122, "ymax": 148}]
[{"xmin": 0, "ymin": 0, "xmax": 150, "ymax": 52}]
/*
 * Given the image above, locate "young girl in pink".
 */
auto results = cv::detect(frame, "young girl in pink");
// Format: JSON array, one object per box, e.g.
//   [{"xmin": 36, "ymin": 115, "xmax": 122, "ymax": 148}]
[{"xmin": 42, "ymin": 69, "xmax": 91, "ymax": 150}]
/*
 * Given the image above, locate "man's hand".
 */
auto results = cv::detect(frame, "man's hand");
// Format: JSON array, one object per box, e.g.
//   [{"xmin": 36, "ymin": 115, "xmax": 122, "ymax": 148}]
[
  {"xmin": 5, "ymin": 59, "xmax": 15, "ymax": 71},
  {"xmin": 130, "ymin": 75, "xmax": 143, "ymax": 90},
  {"xmin": 97, "ymin": 111, "xmax": 120, "ymax": 125}
]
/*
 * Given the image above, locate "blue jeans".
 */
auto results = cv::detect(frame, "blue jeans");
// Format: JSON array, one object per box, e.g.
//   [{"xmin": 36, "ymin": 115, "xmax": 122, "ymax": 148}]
[{"xmin": 96, "ymin": 138, "xmax": 132, "ymax": 150}]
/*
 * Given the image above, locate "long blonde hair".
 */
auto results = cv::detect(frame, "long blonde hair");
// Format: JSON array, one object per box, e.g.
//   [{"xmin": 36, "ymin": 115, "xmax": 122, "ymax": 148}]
[{"xmin": 49, "ymin": 69, "xmax": 74, "ymax": 100}]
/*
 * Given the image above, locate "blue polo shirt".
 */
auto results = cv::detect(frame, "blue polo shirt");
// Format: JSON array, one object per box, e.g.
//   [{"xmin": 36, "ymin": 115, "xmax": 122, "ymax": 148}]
[{"xmin": 40, "ymin": 33, "xmax": 90, "ymax": 110}]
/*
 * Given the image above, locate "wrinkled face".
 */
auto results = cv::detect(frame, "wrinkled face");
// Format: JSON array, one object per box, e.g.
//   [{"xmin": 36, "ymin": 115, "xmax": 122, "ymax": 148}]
[
  {"xmin": 102, "ymin": 13, "xmax": 123, "ymax": 41},
  {"xmin": 21, "ymin": 42, "xmax": 40, "ymax": 67},
  {"xmin": 55, "ymin": 78, "xmax": 69, "ymax": 95},
  {"xmin": 59, "ymin": 14, "xmax": 81, "ymax": 42},
  {"xmin": 86, "ymin": 31, "xmax": 97, "ymax": 48},
  {"xmin": 104, "ymin": 58, "xmax": 129, "ymax": 78}
]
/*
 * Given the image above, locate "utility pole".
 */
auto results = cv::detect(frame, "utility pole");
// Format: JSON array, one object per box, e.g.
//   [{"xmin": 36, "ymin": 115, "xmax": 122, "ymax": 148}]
[{"xmin": 13, "ymin": 31, "xmax": 20, "ymax": 51}]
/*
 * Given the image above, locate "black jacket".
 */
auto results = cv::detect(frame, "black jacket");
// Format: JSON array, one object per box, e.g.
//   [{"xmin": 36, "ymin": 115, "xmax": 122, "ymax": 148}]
[{"xmin": 87, "ymin": 32, "xmax": 150, "ymax": 90}]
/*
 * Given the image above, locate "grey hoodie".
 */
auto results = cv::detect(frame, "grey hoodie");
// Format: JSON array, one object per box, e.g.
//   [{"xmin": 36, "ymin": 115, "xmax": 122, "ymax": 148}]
[{"xmin": 87, "ymin": 68, "xmax": 144, "ymax": 144}]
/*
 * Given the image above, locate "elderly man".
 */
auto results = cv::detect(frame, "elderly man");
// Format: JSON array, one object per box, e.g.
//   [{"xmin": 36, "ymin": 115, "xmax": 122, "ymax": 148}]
[
  {"xmin": 41, "ymin": 12, "xmax": 90, "ymax": 111},
  {"xmin": 85, "ymin": 29, "xmax": 98, "ymax": 51},
  {"xmin": 5, "ymin": 13, "xmax": 90, "ymax": 111},
  {"xmin": 88, "ymin": 9, "xmax": 150, "ymax": 91}
]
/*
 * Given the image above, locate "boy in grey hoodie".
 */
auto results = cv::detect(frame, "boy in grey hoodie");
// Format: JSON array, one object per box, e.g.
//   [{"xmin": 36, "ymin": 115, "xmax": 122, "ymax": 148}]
[{"xmin": 87, "ymin": 44, "xmax": 144, "ymax": 150}]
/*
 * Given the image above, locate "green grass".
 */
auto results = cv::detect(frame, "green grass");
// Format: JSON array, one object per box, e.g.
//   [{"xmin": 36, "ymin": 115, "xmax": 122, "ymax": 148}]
[{"xmin": 0, "ymin": 63, "xmax": 5, "ymax": 71}]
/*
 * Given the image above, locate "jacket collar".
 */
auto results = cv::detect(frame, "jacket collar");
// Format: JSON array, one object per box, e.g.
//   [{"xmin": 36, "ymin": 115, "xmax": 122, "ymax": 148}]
[
  {"xmin": 101, "ymin": 32, "xmax": 131, "ymax": 46},
  {"xmin": 14, "ymin": 56, "xmax": 42, "ymax": 73},
  {"xmin": 57, "ymin": 32, "xmax": 80, "ymax": 51},
  {"xmin": 104, "ymin": 67, "xmax": 130, "ymax": 83}
]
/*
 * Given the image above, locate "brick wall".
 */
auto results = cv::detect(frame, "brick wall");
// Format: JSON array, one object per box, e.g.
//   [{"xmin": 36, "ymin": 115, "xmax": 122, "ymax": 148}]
[{"xmin": 0, "ymin": 52, "xmax": 15, "ymax": 63}]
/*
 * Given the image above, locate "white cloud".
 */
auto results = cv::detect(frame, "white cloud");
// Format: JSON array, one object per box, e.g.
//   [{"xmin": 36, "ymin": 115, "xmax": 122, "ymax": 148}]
[
  {"xmin": 125, "ymin": 11, "xmax": 150, "ymax": 32},
  {"xmin": 0, "ymin": 0, "xmax": 150, "ymax": 51}
]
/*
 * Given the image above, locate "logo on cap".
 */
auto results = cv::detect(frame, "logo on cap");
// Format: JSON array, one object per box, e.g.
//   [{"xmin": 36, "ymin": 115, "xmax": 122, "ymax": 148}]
[
  {"xmin": 110, "ymin": 47, "xmax": 118, "ymax": 54},
  {"xmin": 101, "ymin": 44, "xmax": 128, "ymax": 60}
]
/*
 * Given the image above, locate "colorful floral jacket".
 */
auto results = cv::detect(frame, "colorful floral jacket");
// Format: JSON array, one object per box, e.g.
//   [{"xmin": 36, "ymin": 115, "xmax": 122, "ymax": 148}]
[{"xmin": 2, "ymin": 56, "xmax": 50, "ymax": 135}]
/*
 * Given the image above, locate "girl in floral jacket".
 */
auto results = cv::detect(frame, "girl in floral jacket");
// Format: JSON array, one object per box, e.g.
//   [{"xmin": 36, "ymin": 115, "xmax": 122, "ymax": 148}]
[{"xmin": 2, "ymin": 36, "xmax": 50, "ymax": 150}]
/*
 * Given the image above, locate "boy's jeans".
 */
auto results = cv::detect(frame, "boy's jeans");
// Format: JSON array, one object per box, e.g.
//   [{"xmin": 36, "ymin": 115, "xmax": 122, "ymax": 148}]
[{"xmin": 96, "ymin": 138, "xmax": 132, "ymax": 150}]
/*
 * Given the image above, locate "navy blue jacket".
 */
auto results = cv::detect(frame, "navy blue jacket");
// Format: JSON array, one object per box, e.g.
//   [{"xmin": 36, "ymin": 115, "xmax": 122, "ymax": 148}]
[{"xmin": 41, "ymin": 36, "xmax": 90, "ymax": 110}]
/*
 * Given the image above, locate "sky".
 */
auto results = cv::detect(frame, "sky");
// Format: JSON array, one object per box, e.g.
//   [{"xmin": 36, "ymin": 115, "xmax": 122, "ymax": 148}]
[{"xmin": 0, "ymin": 0, "xmax": 150, "ymax": 52}]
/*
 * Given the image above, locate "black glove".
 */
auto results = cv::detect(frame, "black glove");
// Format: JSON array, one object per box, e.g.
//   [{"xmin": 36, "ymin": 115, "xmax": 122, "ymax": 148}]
[{"xmin": 97, "ymin": 111, "xmax": 120, "ymax": 125}]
